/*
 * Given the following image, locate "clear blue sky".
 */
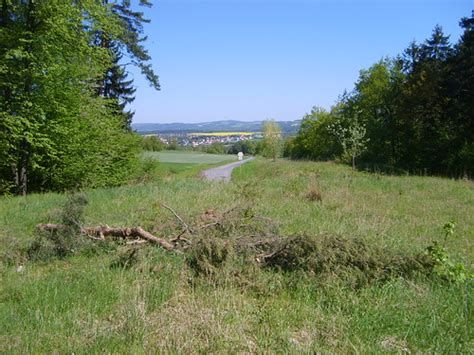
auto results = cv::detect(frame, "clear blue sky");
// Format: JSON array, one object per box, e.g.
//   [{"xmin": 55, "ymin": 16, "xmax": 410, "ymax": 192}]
[{"xmin": 129, "ymin": 0, "xmax": 473, "ymax": 123}]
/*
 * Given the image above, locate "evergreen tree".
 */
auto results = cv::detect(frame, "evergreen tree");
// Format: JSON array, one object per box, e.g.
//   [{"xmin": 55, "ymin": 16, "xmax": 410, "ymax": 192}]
[
  {"xmin": 398, "ymin": 26, "xmax": 453, "ymax": 173},
  {"xmin": 103, "ymin": 44, "xmax": 136, "ymax": 131},
  {"xmin": 421, "ymin": 25, "xmax": 453, "ymax": 61},
  {"xmin": 96, "ymin": 0, "xmax": 160, "ymax": 130},
  {"xmin": 448, "ymin": 12, "xmax": 474, "ymax": 175}
]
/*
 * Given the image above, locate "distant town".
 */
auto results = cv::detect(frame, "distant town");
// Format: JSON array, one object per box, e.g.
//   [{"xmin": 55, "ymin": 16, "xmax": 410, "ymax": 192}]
[{"xmin": 143, "ymin": 131, "xmax": 263, "ymax": 147}]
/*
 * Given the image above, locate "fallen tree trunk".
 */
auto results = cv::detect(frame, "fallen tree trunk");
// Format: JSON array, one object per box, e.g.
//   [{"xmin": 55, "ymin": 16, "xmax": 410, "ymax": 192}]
[{"xmin": 36, "ymin": 224, "xmax": 174, "ymax": 251}]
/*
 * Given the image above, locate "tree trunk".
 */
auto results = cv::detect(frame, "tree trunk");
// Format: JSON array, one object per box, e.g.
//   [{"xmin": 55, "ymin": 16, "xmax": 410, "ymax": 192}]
[
  {"xmin": 17, "ymin": 162, "xmax": 27, "ymax": 196},
  {"xmin": 13, "ymin": 0, "xmax": 35, "ymax": 196},
  {"xmin": 352, "ymin": 156, "xmax": 356, "ymax": 170}
]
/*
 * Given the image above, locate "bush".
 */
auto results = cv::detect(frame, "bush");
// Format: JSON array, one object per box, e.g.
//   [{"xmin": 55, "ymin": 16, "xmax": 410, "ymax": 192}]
[
  {"xmin": 26, "ymin": 193, "xmax": 102, "ymax": 261},
  {"xmin": 228, "ymin": 140, "xmax": 258, "ymax": 155},
  {"xmin": 202, "ymin": 142, "xmax": 227, "ymax": 155},
  {"xmin": 141, "ymin": 135, "xmax": 165, "ymax": 151}
]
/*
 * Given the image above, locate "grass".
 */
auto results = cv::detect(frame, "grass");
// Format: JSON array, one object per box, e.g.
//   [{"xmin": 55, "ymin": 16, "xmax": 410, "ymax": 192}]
[
  {"xmin": 0, "ymin": 158, "xmax": 473, "ymax": 353},
  {"xmin": 143, "ymin": 150, "xmax": 235, "ymax": 164}
]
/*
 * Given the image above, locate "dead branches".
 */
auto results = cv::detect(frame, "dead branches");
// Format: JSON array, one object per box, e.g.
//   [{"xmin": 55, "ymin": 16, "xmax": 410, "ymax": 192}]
[
  {"xmin": 36, "ymin": 224, "xmax": 174, "ymax": 251},
  {"xmin": 160, "ymin": 202, "xmax": 194, "ymax": 235}
]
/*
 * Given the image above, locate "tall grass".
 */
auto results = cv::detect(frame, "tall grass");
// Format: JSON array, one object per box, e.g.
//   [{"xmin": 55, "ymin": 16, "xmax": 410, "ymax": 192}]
[{"xmin": 0, "ymin": 159, "xmax": 472, "ymax": 352}]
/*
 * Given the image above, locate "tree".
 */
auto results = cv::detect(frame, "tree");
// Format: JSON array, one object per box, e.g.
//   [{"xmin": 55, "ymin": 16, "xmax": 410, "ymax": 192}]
[
  {"xmin": 397, "ymin": 25, "xmax": 453, "ymax": 173},
  {"xmin": 341, "ymin": 59, "xmax": 405, "ymax": 167},
  {"xmin": 261, "ymin": 120, "xmax": 282, "ymax": 161},
  {"xmin": 141, "ymin": 135, "xmax": 164, "ymax": 151},
  {"xmin": 95, "ymin": 0, "xmax": 159, "ymax": 130},
  {"xmin": 289, "ymin": 106, "xmax": 341, "ymax": 160},
  {"xmin": 447, "ymin": 12, "xmax": 474, "ymax": 176},
  {"xmin": 285, "ymin": 12, "xmax": 473, "ymax": 177},
  {"xmin": 228, "ymin": 140, "xmax": 257, "ymax": 155},
  {"xmin": 0, "ymin": 1, "xmax": 139, "ymax": 195},
  {"xmin": 329, "ymin": 120, "xmax": 369, "ymax": 169},
  {"xmin": 101, "ymin": 44, "xmax": 137, "ymax": 131}
]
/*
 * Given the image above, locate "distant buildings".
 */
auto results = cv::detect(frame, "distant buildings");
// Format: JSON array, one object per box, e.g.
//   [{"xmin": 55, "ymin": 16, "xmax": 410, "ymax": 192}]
[{"xmin": 144, "ymin": 132, "xmax": 262, "ymax": 147}]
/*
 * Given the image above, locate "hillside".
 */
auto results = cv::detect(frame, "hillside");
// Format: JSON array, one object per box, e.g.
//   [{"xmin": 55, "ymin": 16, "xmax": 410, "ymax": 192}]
[{"xmin": 132, "ymin": 119, "xmax": 301, "ymax": 134}]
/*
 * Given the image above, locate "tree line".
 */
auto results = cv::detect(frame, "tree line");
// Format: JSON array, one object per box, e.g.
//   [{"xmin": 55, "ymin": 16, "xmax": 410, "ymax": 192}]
[
  {"xmin": 0, "ymin": 0, "xmax": 158, "ymax": 195},
  {"xmin": 286, "ymin": 12, "xmax": 474, "ymax": 177}
]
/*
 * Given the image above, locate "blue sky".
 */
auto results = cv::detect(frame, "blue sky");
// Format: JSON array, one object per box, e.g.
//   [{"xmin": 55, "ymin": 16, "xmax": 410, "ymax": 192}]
[{"xmin": 129, "ymin": 0, "xmax": 473, "ymax": 123}]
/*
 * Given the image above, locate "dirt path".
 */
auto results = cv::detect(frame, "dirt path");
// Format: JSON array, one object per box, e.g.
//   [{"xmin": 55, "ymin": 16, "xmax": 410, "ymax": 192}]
[{"xmin": 201, "ymin": 157, "xmax": 254, "ymax": 182}]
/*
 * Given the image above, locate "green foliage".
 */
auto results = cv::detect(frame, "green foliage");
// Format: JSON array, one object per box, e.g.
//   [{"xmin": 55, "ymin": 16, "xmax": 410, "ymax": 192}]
[
  {"xmin": 289, "ymin": 12, "xmax": 474, "ymax": 177},
  {"xmin": 96, "ymin": 1, "xmax": 160, "ymax": 130},
  {"xmin": 285, "ymin": 107, "xmax": 341, "ymax": 160},
  {"xmin": 27, "ymin": 194, "xmax": 91, "ymax": 261},
  {"xmin": 0, "ymin": 1, "xmax": 142, "ymax": 195},
  {"xmin": 141, "ymin": 135, "xmax": 165, "ymax": 151},
  {"xmin": 329, "ymin": 119, "xmax": 369, "ymax": 169},
  {"xmin": 227, "ymin": 140, "xmax": 258, "ymax": 155},
  {"xmin": 200, "ymin": 142, "xmax": 227, "ymax": 155},
  {"xmin": 261, "ymin": 119, "xmax": 282, "ymax": 160},
  {"xmin": 166, "ymin": 138, "xmax": 181, "ymax": 151},
  {"xmin": 426, "ymin": 221, "xmax": 472, "ymax": 283}
]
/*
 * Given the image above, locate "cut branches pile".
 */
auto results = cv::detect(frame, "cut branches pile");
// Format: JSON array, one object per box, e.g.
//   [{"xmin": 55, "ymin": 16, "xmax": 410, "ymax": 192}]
[{"xmin": 31, "ymin": 198, "xmax": 442, "ymax": 287}]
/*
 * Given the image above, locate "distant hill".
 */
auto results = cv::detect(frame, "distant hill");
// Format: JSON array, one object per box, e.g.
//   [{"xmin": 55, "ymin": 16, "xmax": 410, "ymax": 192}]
[{"xmin": 132, "ymin": 120, "xmax": 301, "ymax": 135}]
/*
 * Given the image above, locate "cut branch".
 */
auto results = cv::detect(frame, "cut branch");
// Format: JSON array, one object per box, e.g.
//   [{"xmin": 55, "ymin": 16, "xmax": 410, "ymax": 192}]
[
  {"xmin": 160, "ymin": 202, "xmax": 194, "ymax": 234},
  {"xmin": 36, "ymin": 224, "xmax": 174, "ymax": 251}
]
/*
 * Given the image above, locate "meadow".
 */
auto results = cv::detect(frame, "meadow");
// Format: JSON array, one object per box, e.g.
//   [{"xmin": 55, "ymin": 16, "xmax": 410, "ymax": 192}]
[
  {"xmin": 0, "ymin": 156, "xmax": 472, "ymax": 353},
  {"xmin": 143, "ymin": 150, "xmax": 235, "ymax": 164}
]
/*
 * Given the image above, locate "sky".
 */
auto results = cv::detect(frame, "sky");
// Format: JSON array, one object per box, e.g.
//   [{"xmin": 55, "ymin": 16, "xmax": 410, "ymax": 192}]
[{"xmin": 129, "ymin": 0, "xmax": 473, "ymax": 124}]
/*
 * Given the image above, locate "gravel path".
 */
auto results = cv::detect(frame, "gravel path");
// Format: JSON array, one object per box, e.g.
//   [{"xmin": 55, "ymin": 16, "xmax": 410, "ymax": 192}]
[{"xmin": 201, "ymin": 157, "xmax": 254, "ymax": 182}]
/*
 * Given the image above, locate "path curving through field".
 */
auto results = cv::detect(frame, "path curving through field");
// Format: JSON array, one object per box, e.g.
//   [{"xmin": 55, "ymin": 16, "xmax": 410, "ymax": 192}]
[{"xmin": 201, "ymin": 157, "xmax": 254, "ymax": 182}]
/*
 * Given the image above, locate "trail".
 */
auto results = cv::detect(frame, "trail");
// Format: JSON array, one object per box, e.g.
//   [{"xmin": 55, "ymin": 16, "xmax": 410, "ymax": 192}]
[{"xmin": 201, "ymin": 157, "xmax": 254, "ymax": 182}]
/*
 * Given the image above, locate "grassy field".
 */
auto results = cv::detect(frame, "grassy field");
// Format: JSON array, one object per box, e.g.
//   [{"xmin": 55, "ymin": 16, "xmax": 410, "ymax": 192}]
[
  {"xmin": 0, "ymin": 159, "xmax": 472, "ymax": 353},
  {"xmin": 143, "ymin": 150, "xmax": 235, "ymax": 164}
]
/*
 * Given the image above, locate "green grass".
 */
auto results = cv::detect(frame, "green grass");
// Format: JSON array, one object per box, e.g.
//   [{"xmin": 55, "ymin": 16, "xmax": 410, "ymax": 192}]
[
  {"xmin": 0, "ymin": 159, "xmax": 473, "ymax": 353},
  {"xmin": 143, "ymin": 150, "xmax": 235, "ymax": 164}
]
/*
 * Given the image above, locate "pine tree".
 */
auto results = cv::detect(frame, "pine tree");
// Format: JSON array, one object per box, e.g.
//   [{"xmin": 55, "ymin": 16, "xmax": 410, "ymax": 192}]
[
  {"xmin": 103, "ymin": 44, "xmax": 136, "ymax": 131},
  {"xmin": 421, "ymin": 25, "xmax": 453, "ymax": 61},
  {"xmin": 96, "ymin": 0, "xmax": 160, "ymax": 130},
  {"xmin": 448, "ymin": 12, "xmax": 474, "ymax": 175}
]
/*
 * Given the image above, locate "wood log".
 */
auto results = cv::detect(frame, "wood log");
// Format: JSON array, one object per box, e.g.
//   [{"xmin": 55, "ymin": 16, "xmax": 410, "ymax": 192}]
[{"xmin": 36, "ymin": 223, "xmax": 174, "ymax": 251}]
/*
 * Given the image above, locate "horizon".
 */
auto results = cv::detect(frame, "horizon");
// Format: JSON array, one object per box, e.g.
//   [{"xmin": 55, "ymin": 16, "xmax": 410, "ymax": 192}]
[{"xmin": 130, "ymin": 0, "xmax": 472, "ymax": 124}]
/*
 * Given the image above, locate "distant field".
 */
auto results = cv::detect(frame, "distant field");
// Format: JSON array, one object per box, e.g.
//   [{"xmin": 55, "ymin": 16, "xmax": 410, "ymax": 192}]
[
  {"xmin": 143, "ymin": 150, "xmax": 236, "ymax": 164},
  {"xmin": 188, "ymin": 131, "xmax": 257, "ymax": 137}
]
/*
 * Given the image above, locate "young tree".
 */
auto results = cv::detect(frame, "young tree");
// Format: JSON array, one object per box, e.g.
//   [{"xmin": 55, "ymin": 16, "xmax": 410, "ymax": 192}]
[
  {"xmin": 330, "ymin": 120, "xmax": 369, "ymax": 169},
  {"xmin": 262, "ymin": 120, "xmax": 282, "ymax": 161}
]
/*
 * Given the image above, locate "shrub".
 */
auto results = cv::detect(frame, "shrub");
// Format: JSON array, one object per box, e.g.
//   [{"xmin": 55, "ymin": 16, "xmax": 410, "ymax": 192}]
[
  {"xmin": 26, "ymin": 193, "xmax": 95, "ymax": 261},
  {"xmin": 306, "ymin": 187, "xmax": 322, "ymax": 202}
]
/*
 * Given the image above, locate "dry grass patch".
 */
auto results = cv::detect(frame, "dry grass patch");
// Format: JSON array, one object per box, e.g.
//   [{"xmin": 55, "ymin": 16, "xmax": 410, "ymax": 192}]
[
  {"xmin": 146, "ymin": 291, "xmax": 257, "ymax": 353},
  {"xmin": 305, "ymin": 186, "xmax": 322, "ymax": 202}
]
